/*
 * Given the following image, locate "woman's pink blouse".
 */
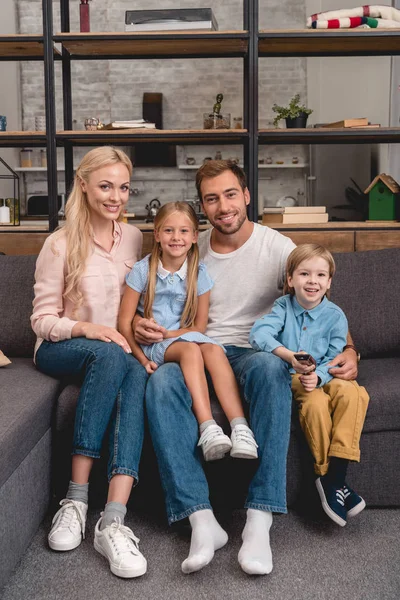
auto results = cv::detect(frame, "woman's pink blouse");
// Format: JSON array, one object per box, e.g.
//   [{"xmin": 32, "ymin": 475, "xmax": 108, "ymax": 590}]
[{"xmin": 31, "ymin": 221, "xmax": 142, "ymax": 353}]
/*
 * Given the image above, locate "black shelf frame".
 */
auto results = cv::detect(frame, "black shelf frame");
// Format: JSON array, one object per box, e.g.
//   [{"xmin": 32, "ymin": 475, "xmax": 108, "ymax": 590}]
[{"xmin": 2, "ymin": 3, "xmax": 400, "ymax": 232}]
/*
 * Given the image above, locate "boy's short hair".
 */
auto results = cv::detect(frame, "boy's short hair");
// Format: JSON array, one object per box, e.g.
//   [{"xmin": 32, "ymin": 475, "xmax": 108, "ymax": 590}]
[{"xmin": 284, "ymin": 244, "xmax": 336, "ymax": 297}]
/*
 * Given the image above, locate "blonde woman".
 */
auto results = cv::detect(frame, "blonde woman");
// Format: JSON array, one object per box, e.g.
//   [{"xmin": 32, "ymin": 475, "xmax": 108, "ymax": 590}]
[
  {"xmin": 119, "ymin": 201, "xmax": 258, "ymax": 462},
  {"xmin": 31, "ymin": 147, "xmax": 148, "ymax": 578}
]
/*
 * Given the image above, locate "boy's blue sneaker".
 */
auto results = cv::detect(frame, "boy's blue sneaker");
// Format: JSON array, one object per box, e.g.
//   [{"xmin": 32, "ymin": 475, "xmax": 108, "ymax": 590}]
[
  {"xmin": 315, "ymin": 477, "xmax": 347, "ymax": 527},
  {"xmin": 342, "ymin": 485, "xmax": 366, "ymax": 518}
]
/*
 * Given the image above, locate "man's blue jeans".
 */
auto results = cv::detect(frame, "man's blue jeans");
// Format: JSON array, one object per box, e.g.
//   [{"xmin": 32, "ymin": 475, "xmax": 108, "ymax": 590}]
[
  {"xmin": 145, "ymin": 347, "xmax": 292, "ymax": 524},
  {"xmin": 36, "ymin": 338, "xmax": 148, "ymax": 483}
]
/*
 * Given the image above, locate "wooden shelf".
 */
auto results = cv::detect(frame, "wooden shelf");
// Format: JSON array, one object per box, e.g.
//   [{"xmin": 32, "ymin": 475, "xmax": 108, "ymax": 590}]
[
  {"xmin": 54, "ymin": 31, "xmax": 249, "ymax": 59},
  {"xmin": 0, "ymin": 35, "xmax": 60, "ymax": 60},
  {"xmin": 178, "ymin": 163, "xmax": 308, "ymax": 169},
  {"xmin": 0, "ymin": 35, "xmax": 45, "ymax": 59},
  {"xmin": 0, "ymin": 131, "xmax": 47, "ymax": 148},
  {"xmin": 259, "ymin": 29, "xmax": 400, "ymax": 57},
  {"xmin": 259, "ymin": 127, "xmax": 400, "ymax": 144},
  {"xmin": 56, "ymin": 129, "xmax": 248, "ymax": 145}
]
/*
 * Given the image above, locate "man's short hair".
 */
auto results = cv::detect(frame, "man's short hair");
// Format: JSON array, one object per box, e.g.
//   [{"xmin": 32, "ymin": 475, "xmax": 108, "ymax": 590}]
[{"xmin": 195, "ymin": 160, "xmax": 247, "ymax": 202}]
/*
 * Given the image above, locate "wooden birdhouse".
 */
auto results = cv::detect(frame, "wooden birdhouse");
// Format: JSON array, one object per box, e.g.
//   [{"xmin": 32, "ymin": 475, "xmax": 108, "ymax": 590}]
[{"xmin": 364, "ymin": 174, "xmax": 400, "ymax": 221}]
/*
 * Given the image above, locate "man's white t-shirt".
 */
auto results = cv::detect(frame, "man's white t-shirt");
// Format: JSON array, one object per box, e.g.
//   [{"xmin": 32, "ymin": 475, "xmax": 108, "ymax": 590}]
[{"xmin": 198, "ymin": 224, "xmax": 296, "ymax": 347}]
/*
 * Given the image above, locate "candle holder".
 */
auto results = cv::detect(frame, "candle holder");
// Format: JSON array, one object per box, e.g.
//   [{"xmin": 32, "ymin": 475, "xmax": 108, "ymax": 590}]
[{"xmin": 0, "ymin": 157, "xmax": 20, "ymax": 226}]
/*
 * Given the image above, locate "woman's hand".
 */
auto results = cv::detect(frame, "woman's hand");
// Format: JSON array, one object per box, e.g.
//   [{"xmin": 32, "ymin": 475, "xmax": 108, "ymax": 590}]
[
  {"xmin": 134, "ymin": 317, "xmax": 167, "ymax": 345},
  {"xmin": 299, "ymin": 371, "xmax": 318, "ymax": 392},
  {"xmin": 328, "ymin": 348, "xmax": 358, "ymax": 380},
  {"xmin": 72, "ymin": 322, "xmax": 132, "ymax": 353}
]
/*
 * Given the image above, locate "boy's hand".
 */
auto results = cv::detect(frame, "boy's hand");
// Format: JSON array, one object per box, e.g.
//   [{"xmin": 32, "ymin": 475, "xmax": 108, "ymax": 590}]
[
  {"xmin": 291, "ymin": 351, "xmax": 316, "ymax": 374},
  {"xmin": 143, "ymin": 360, "xmax": 158, "ymax": 374},
  {"xmin": 299, "ymin": 371, "xmax": 318, "ymax": 392}
]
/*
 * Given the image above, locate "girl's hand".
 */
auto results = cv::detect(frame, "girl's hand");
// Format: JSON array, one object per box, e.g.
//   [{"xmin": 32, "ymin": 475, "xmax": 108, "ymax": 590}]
[
  {"xmin": 291, "ymin": 351, "xmax": 316, "ymax": 374},
  {"xmin": 73, "ymin": 322, "xmax": 132, "ymax": 354},
  {"xmin": 143, "ymin": 360, "xmax": 158, "ymax": 375},
  {"xmin": 134, "ymin": 317, "xmax": 167, "ymax": 345},
  {"xmin": 299, "ymin": 371, "xmax": 318, "ymax": 392}
]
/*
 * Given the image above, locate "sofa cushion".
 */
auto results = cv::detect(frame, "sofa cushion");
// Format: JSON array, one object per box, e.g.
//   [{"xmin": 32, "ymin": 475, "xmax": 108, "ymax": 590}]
[
  {"xmin": 332, "ymin": 249, "xmax": 400, "ymax": 358},
  {"xmin": 0, "ymin": 358, "xmax": 60, "ymax": 489},
  {"xmin": 357, "ymin": 357, "xmax": 400, "ymax": 432},
  {"xmin": 0, "ymin": 255, "xmax": 37, "ymax": 358}
]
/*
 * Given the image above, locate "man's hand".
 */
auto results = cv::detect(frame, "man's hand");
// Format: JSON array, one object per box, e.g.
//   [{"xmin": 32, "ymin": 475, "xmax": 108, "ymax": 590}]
[
  {"xmin": 299, "ymin": 371, "xmax": 318, "ymax": 392},
  {"xmin": 134, "ymin": 317, "xmax": 167, "ymax": 345},
  {"xmin": 328, "ymin": 348, "xmax": 358, "ymax": 380}
]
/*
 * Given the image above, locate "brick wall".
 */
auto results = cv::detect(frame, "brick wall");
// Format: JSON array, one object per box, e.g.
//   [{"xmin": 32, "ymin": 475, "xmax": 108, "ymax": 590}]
[{"xmin": 16, "ymin": 0, "xmax": 307, "ymax": 216}]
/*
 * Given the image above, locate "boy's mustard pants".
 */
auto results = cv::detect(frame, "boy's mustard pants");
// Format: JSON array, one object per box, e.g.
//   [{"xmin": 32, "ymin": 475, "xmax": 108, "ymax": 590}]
[{"xmin": 291, "ymin": 375, "xmax": 370, "ymax": 476}]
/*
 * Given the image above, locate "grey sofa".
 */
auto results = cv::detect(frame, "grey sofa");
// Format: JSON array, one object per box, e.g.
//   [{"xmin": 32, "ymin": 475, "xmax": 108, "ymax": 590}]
[{"xmin": 1, "ymin": 249, "xmax": 400, "ymax": 590}]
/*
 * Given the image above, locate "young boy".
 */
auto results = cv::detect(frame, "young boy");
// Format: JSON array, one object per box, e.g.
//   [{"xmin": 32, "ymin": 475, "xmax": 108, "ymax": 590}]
[{"xmin": 250, "ymin": 244, "xmax": 369, "ymax": 527}]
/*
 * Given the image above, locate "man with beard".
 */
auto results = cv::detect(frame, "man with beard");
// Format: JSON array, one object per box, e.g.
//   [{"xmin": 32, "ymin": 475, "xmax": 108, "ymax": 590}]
[{"xmin": 135, "ymin": 160, "xmax": 358, "ymax": 576}]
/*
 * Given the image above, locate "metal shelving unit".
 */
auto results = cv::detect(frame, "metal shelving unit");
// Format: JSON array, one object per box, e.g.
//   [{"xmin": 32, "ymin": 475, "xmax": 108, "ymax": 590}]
[{"xmin": 2, "ymin": 3, "xmax": 400, "ymax": 231}]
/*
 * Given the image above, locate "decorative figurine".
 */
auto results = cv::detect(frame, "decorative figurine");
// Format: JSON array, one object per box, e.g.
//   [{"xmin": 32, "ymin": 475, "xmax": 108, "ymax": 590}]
[
  {"xmin": 213, "ymin": 93, "xmax": 223, "ymax": 114},
  {"xmin": 214, "ymin": 150, "xmax": 222, "ymax": 160}
]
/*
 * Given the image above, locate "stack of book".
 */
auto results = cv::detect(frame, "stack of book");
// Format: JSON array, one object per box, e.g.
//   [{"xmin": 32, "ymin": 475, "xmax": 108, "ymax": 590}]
[
  {"xmin": 262, "ymin": 206, "xmax": 329, "ymax": 224},
  {"xmin": 101, "ymin": 120, "xmax": 156, "ymax": 130},
  {"xmin": 125, "ymin": 9, "xmax": 218, "ymax": 32},
  {"xmin": 320, "ymin": 117, "xmax": 380, "ymax": 129}
]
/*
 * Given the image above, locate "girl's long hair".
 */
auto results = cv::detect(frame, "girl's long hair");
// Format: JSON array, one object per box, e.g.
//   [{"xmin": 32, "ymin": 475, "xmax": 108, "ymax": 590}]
[
  {"xmin": 144, "ymin": 202, "xmax": 199, "ymax": 327},
  {"xmin": 55, "ymin": 146, "xmax": 132, "ymax": 313},
  {"xmin": 283, "ymin": 243, "xmax": 336, "ymax": 298}
]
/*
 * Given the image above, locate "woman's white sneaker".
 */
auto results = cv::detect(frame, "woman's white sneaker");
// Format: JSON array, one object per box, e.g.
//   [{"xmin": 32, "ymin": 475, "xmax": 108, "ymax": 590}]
[
  {"xmin": 94, "ymin": 516, "xmax": 147, "ymax": 578},
  {"xmin": 48, "ymin": 499, "xmax": 87, "ymax": 551},
  {"xmin": 230, "ymin": 425, "xmax": 258, "ymax": 459},
  {"xmin": 198, "ymin": 424, "xmax": 232, "ymax": 461}
]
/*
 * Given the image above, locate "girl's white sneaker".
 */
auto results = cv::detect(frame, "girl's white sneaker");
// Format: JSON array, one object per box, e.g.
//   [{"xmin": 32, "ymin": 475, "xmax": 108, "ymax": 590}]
[
  {"xmin": 230, "ymin": 425, "xmax": 258, "ymax": 459},
  {"xmin": 94, "ymin": 516, "xmax": 147, "ymax": 578},
  {"xmin": 198, "ymin": 424, "xmax": 232, "ymax": 461}
]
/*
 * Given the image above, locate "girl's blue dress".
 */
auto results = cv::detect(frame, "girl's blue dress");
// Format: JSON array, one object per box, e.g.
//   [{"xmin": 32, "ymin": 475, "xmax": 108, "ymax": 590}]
[{"xmin": 126, "ymin": 255, "xmax": 223, "ymax": 365}]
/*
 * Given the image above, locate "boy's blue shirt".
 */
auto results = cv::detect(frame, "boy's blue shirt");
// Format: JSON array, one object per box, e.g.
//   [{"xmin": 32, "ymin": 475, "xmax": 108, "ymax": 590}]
[{"xmin": 249, "ymin": 294, "xmax": 348, "ymax": 386}]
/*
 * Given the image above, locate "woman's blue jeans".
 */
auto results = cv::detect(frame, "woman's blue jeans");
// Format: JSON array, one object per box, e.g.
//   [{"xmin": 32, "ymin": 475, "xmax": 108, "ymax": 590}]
[
  {"xmin": 36, "ymin": 338, "xmax": 148, "ymax": 483},
  {"xmin": 145, "ymin": 346, "xmax": 292, "ymax": 524}
]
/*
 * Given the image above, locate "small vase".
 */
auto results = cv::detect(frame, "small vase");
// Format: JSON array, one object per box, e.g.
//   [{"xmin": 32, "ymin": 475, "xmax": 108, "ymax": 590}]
[{"xmin": 285, "ymin": 113, "xmax": 309, "ymax": 129}]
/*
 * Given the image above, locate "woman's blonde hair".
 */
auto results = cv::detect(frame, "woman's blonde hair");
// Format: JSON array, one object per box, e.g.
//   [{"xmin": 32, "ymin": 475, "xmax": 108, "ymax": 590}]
[
  {"xmin": 283, "ymin": 243, "xmax": 336, "ymax": 298},
  {"xmin": 144, "ymin": 201, "xmax": 199, "ymax": 327},
  {"xmin": 56, "ymin": 146, "xmax": 132, "ymax": 312}
]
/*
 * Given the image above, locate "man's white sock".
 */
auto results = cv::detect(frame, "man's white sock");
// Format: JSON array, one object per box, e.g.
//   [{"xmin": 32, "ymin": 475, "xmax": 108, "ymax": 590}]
[
  {"xmin": 238, "ymin": 508, "xmax": 273, "ymax": 575},
  {"xmin": 181, "ymin": 509, "xmax": 228, "ymax": 574}
]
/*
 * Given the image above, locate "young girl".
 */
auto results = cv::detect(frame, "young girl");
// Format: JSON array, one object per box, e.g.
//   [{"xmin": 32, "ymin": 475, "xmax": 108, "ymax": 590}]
[
  {"xmin": 249, "ymin": 244, "xmax": 369, "ymax": 527},
  {"xmin": 119, "ymin": 201, "xmax": 258, "ymax": 462}
]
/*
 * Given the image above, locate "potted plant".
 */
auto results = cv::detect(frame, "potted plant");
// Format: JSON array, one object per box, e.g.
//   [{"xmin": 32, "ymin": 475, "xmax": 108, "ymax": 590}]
[{"xmin": 272, "ymin": 94, "xmax": 313, "ymax": 128}]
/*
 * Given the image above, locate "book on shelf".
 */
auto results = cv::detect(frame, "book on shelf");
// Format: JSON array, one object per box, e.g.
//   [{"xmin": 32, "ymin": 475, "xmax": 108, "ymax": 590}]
[
  {"xmin": 263, "ymin": 206, "xmax": 326, "ymax": 214},
  {"xmin": 262, "ymin": 208, "xmax": 329, "ymax": 225},
  {"xmin": 349, "ymin": 124, "xmax": 381, "ymax": 129},
  {"xmin": 125, "ymin": 8, "xmax": 218, "ymax": 32},
  {"xmin": 102, "ymin": 120, "xmax": 156, "ymax": 130},
  {"xmin": 321, "ymin": 117, "xmax": 368, "ymax": 128}
]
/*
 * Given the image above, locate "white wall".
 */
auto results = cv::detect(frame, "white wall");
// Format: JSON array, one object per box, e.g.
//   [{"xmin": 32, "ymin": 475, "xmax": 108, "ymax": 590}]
[{"xmin": 306, "ymin": 0, "xmax": 391, "ymax": 172}]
